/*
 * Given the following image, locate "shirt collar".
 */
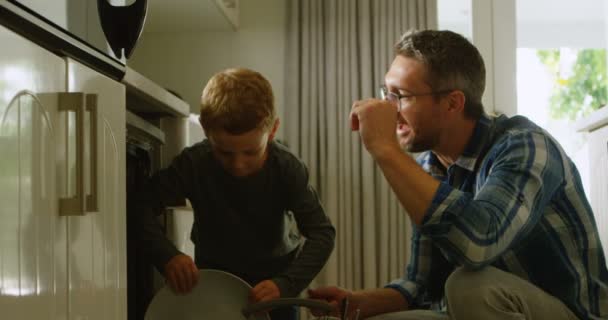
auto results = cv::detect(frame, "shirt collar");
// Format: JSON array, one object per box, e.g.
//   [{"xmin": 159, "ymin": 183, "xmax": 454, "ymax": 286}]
[{"xmin": 452, "ymin": 113, "xmax": 495, "ymax": 172}]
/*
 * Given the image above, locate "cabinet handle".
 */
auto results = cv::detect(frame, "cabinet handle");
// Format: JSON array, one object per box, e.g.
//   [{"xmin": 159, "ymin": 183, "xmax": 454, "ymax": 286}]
[
  {"xmin": 57, "ymin": 93, "xmax": 99, "ymax": 215},
  {"xmin": 86, "ymin": 94, "xmax": 99, "ymax": 213},
  {"xmin": 58, "ymin": 92, "xmax": 86, "ymax": 216}
]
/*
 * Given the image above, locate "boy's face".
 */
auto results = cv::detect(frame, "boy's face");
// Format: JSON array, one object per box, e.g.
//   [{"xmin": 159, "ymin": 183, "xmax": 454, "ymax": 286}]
[{"xmin": 204, "ymin": 120, "xmax": 279, "ymax": 177}]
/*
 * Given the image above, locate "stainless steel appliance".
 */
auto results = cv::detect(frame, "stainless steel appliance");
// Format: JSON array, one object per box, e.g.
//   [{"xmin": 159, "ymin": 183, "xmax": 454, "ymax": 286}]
[
  {"xmin": 10, "ymin": 0, "xmax": 146, "ymax": 59},
  {"xmin": 125, "ymin": 111, "xmax": 165, "ymax": 320},
  {"xmin": 2, "ymin": 0, "xmax": 147, "ymax": 80}
]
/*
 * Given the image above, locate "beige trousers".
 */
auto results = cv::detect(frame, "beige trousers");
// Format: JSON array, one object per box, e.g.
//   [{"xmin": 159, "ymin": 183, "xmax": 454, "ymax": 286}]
[{"xmin": 368, "ymin": 266, "xmax": 580, "ymax": 320}]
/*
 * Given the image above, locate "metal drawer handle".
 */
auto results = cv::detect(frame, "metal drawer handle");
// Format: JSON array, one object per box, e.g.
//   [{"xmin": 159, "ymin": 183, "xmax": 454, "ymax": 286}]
[{"xmin": 86, "ymin": 94, "xmax": 98, "ymax": 213}]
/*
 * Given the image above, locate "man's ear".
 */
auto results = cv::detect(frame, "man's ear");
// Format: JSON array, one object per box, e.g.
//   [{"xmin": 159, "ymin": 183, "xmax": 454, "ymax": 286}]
[
  {"xmin": 447, "ymin": 90, "xmax": 466, "ymax": 114},
  {"xmin": 268, "ymin": 118, "xmax": 280, "ymax": 141}
]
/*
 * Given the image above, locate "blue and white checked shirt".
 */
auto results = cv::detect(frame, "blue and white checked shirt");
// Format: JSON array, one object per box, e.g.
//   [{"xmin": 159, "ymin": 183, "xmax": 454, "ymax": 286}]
[{"xmin": 386, "ymin": 113, "xmax": 608, "ymax": 319}]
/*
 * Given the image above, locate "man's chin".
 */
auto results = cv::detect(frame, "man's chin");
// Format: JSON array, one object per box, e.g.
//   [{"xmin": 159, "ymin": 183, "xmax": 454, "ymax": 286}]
[
  {"xmin": 398, "ymin": 137, "xmax": 412, "ymax": 150},
  {"xmin": 407, "ymin": 143, "xmax": 431, "ymax": 153},
  {"xmin": 397, "ymin": 135, "xmax": 430, "ymax": 154},
  {"xmin": 400, "ymin": 139, "xmax": 429, "ymax": 153}
]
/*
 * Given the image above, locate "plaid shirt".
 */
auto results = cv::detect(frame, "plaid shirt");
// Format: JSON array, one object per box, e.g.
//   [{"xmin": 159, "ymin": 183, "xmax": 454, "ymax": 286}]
[{"xmin": 386, "ymin": 113, "xmax": 608, "ymax": 319}]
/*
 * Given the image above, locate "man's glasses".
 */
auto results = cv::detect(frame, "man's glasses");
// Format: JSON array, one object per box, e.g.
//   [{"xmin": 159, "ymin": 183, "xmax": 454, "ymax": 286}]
[{"xmin": 379, "ymin": 85, "xmax": 453, "ymax": 111}]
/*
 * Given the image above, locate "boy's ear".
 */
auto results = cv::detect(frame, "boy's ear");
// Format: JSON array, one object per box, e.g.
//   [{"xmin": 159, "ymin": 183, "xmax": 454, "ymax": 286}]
[
  {"xmin": 199, "ymin": 116, "xmax": 209, "ymax": 137},
  {"xmin": 268, "ymin": 118, "xmax": 280, "ymax": 141}
]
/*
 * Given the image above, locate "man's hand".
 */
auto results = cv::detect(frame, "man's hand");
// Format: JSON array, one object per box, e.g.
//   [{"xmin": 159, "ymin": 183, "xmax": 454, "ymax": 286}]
[
  {"xmin": 308, "ymin": 286, "xmax": 357, "ymax": 318},
  {"xmin": 310, "ymin": 287, "xmax": 409, "ymax": 319},
  {"xmin": 250, "ymin": 280, "xmax": 281, "ymax": 303},
  {"xmin": 164, "ymin": 254, "xmax": 199, "ymax": 294},
  {"xmin": 350, "ymin": 98, "xmax": 401, "ymax": 158}
]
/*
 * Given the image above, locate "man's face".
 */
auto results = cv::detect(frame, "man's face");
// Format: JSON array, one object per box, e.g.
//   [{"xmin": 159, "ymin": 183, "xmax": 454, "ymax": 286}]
[
  {"xmin": 206, "ymin": 122, "xmax": 277, "ymax": 177},
  {"xmin": 384, "ymin": 55, "xmax": 444, "ymax": 153}
]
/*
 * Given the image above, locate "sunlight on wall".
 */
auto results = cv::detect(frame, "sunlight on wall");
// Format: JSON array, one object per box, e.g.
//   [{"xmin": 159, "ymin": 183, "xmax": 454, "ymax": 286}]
[
  {"xmin": 516, "ymin": 0, "xmax": 607, "ymax": 201},
  {"xmin": 1, "ymin": 66, "xmax": 29, "ymax": 103}
]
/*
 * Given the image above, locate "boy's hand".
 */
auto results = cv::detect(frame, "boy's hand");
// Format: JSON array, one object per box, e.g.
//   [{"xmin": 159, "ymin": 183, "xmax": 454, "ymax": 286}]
[
  {"xmin": 250, "ymin": 280, "xmax": 281, "ymax": 303},
  {"xmin": 164, "ymin": 254, "xmax": 199, "ymax": 295}
]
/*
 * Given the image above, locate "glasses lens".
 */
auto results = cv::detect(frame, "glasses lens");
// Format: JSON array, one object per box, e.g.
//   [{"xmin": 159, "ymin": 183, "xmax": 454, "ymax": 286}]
[
  {"xmin": 379, "ymin": 86, "xmax": 387, "ymax": 100},
  {"xmin": 379, "ymin": 86, "xmax": 401, "ymax": 111},
  {"xmin": 380, "ymin": 86, "xmax": 396, "ymax": 101}
]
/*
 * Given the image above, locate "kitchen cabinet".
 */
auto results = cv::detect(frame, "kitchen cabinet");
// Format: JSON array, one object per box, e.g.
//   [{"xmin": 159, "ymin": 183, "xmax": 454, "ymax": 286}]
[
  {"xmin": 0, "ymin": 23, "xmax": 126, "ymax": 320},
  {"xmin": 145, "ymin": 0, "xmax": 239, "ymax": 32}
]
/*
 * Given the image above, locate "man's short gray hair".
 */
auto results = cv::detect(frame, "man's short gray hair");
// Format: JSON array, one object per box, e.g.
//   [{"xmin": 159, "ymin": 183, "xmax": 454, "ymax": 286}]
[{"xmin": 394, "ymin": 30, "xmax": 486, "ymax": 119}]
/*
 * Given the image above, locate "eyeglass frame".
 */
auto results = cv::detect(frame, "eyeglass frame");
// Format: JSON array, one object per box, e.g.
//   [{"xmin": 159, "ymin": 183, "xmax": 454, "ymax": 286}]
[{"xmin": 379, "ymin": 85, "xmax": 454, "ymax": 111}]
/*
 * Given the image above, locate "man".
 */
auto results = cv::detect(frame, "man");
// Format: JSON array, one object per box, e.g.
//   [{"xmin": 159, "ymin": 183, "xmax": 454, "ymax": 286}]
[{"xmin": 309, "ymin": 30, "xmax": 608, "ymax": 319}]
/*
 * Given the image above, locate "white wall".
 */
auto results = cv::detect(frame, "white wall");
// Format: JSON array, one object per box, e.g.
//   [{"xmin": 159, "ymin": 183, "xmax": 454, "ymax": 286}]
[
  {"xmin": 517, "ymin": 0, "xmax": 606, "ymax": 48},
  {"xmin": 518, "ymin": 22, "xmax": 606, "ymax": 48},
  {"xmin": 128, "ymin": 0, "xmax": 288, "ymax": 137},
  {"xmin": 437, "ymin": 0, "xmax": 472, "ymax": 39}
]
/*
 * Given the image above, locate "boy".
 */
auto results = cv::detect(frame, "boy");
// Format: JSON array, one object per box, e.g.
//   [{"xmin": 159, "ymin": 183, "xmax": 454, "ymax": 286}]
[{"xmin": 137, "ymin": 68, "xmax": 335, "ymax": 320}]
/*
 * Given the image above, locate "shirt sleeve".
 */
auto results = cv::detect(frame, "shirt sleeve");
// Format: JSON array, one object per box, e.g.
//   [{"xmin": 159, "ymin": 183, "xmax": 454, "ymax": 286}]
[
  {"xmin": 419, "ymin": 130, "xmax": 565, "ymax": 269},
  {"xmin": 134, "ymin": 149, "xmax": 195, "ymax": 272},
  {"xmin": 385, "ymin": 228, "xmax": 433, "ymax": 308},
  {"xmin": 271, "ymin": 156, "xmax": 336, "ymax": 297}
]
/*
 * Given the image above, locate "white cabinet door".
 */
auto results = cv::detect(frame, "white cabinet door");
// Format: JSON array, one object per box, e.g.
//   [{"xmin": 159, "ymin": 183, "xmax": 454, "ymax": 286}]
[
  {"xmin": 0, "ymin": 26, "xmax": 126, "ymax": 320},
  {"xmin": 66, "ymin": 59, "xmax": 126, "ymax": 320},
  {"xmin": 0, "ymin": 25, "xmax": 68, "ymax": 320}
]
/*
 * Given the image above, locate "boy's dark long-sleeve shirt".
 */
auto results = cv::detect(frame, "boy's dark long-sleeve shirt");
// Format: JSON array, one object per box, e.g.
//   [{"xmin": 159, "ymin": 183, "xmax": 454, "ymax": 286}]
[{"xmin": 137, "ymin": 140, "xmax": 335, "ymax": 297}]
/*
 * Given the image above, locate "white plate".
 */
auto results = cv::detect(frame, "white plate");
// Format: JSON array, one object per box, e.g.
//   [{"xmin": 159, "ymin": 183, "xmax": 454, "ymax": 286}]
[{"xmin": 145, "ymin": 269, "xmax": 270, "ymax": 320}]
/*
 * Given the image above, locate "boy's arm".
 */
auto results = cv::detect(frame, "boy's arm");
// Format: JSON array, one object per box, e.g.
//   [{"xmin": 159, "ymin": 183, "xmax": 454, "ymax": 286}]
[
  {"xmin": 134, "ymin": 150, "xmax": 195, "ymax": 272},
  {"xmin": 271, "ymin": 158, "xmax": 336, "ymax": 297}
]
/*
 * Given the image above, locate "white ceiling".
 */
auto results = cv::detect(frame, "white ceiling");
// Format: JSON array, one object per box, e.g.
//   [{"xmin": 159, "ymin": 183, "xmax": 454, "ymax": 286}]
[{"xmin": 143, "ymin": 0, "xmax": 235, "ymax": 33}]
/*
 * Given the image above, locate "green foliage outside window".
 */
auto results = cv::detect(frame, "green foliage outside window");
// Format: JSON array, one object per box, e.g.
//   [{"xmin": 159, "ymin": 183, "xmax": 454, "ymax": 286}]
[{"xmin": 537, "ymin": 49, "xmax": 607, "ymax": 121}]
